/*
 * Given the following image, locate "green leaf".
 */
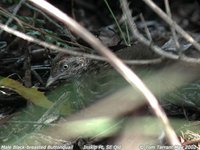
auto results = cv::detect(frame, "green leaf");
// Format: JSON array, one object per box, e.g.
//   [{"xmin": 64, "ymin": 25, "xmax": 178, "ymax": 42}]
[{"xmin": 0, "ymin": 77, "xmax": 53, "ymax": 109}]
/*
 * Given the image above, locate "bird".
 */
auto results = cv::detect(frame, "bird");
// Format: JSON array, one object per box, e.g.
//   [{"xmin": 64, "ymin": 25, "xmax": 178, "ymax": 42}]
[
  {"xmin": 45, "ymin": 42, "xmax": 164, "ymax": 112},
  {"xmin": 46, "ymin": 43, "xmax": 200, "ymax": 117},
  {"xmin": 46, "ymin": 42, "xmax": 160, "ymax": 87}
]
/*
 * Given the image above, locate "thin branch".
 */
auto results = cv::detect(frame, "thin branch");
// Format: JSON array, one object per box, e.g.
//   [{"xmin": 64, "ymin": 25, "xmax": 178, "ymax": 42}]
[
  {"xmin": 0, "ymin": 0, "xmax": 25, "ymax": 34},
  {"xmin": 143, "ymin": 0, "xmax": 200, "ymax": 52},
  {"xmin": 139, "ymin": 13, "xmax": 152, "ymax": 41},
  {"xmin": 24, "ymin": 2, "xmax": 76, "ymax": 41},
  {"xmin": 164, "ymin": 0, "xmax": 180, "ymax": 50},
  {"xmin": 104, "ymin": 0, "xmax": 128, "ymax": 45},
  {"xmin": 119, "ymin": 0, "xmax": 200, "ymax": 64},
  {"xmin": 120, "ymin": 0, "xmax": 181, "ymax": 146},
  {"xmin": 0, "ymin": 23, "xmax": 162, "ymax": 65}
]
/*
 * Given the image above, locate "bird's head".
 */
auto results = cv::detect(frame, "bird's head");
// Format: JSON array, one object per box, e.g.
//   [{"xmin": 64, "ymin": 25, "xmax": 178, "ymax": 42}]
[{"xmin": 46, "ymin": 53, "xmax": 90, "ymax": 87}]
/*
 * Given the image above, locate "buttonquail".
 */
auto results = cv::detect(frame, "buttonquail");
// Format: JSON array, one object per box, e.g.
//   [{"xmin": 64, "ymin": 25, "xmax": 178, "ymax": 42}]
[{"xmin": 46, "ymin": 43, "xmax": 159, "ymax": 87}]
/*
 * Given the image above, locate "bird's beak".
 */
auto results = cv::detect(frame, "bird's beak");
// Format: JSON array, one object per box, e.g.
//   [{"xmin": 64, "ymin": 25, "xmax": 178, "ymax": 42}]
[{"xmin": 46, "ymin": 76, "xmax": 57, "ymax": 87}]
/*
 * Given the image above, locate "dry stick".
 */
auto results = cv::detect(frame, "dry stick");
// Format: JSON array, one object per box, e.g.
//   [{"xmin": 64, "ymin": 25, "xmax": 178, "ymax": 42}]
[
  {"xmin": 0, "ymin": 8, "xmax": 24, "ymax": 28},
  {"xmin": 0, "ymin": 5, "xmax": 82, "ymax": 49},
  {"xmin": 29, "ymin": 0, "xmax": 181, "ymax": 146},
  {"xmin": 164, "ymin": 0, "xmax": 180, "ymax": 49},
  {"xmin": 24, "ymin": 2, "xmax": 82, "ymax": 48},
  {"xmin": 143, "ymin": 0, "xmax": 200, "ymax": 52},
  {"xmin": 122, "ymin": 2, "xmax": 200, "ymax": 64},
  {"xmin": 0, "ymin": 0, "xmax": 25, "ymax": 35},
  {"xmin": 104, "ymin": 0, "xmax": 128, "ymax": 45},
  {"xmin": 25, "ymin": 3, "xmax": 69, "ymax": 33},
  {"xmin": 120, "ymin": 0, "xmax": 181, "ymax": 146},
  {"xmin": 0, "ymin": 24, "xmax": 162, "ymax": 65},
  {"xmin": 0, "ymin": 17, "xmax": 199, "ymax": 63},
  {"xmin": 120, "ymin": 1, "xmax": 200, "ymax": 64},
  {"xmin": 139, "ymin": 14, "xmax": 152, "ymax": 41}
]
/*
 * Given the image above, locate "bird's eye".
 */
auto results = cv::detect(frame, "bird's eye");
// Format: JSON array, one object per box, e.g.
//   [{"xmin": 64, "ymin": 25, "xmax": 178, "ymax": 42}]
[{"xmin": 63, "ymin": 64, "xmax": 69, "ymax": 70}]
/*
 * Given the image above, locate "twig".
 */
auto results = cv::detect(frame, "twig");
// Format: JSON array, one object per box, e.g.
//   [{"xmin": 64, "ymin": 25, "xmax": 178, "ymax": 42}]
[
  {"xmin": 119, "ymin": 0, "xmax": 200, "ymax": 64},
  {"xmin": 1, "ymin": 2, "xmax": 200, "ymax": 64},
  {"xmin": 120, "ymin": 0, "xmax": 181, "ymax": 146},
  {"xmin": 104, "ymin": 0, "xmax": 128, "ymax": 45},
  {"xmin": 0, "ymin": 0, "xmax": 25, "ymax": 34},
  {"xmin": 143, "ymin": 0, "xmax": 200, "ymax": 52},
  {"xmin": 0, "ymin": 5, "xmax": 86, "ymax": 50},
  {"xmin": 0, "ymin": 5, "xmax": 24, "ymax": 29},
  {"xmin": 0, "ymin": 23, "xmax": 162, "ymax": 65},
  {"xmin": 24, "ymin": 2, "xmax": 76, "ymax": 41},
  {"xmin": 29, "ymin": 0, "xmax": 181, "ymax": 146},
  {"xmin": 164, "ymin": 0, "xmax": 180, "ymax": 50},
  {"xmin": 182, "ymin": 139, "xmax": 200, "ymax": 146},
  {"xmin": 139, "ymin": 13, "xmax": 152, "ymax": 41}
]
